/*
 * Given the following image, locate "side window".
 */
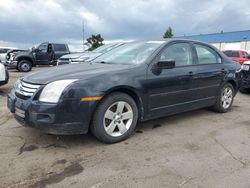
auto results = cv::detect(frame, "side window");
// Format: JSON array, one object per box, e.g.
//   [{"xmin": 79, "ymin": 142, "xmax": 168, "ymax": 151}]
[
  {"xmin": 195, "ymin": 44, "xmax": 222, "ymax": 64},
  {"xmin": 53, "ymin": 44, "xmax": 67, "ymax": 52},
  {"xmin": 38, "ymin": 43, "xmax": 48, "ymax": 52},
  {"xmin": 224, "ymin": 51, "xmax": 233, "ymax": 57},
  {"xmin": 232, "ymin": 51, "xmax": 240, "ymax": 58},
  {"xmin": 159, "ymin": 43, "xmax": 193, "ymax": 66}
]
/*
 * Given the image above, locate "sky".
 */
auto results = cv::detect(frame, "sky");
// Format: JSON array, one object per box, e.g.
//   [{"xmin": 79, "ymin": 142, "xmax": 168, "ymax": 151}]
[{"xmin": 0, "ymin": 0, "xmax": 250, "ymax": 51}]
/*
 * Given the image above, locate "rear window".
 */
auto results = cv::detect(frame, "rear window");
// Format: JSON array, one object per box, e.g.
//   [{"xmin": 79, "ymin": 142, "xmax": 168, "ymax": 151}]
[{"xmin": 53, "ymin": 44, "xmax": 67, "ymax": 52}]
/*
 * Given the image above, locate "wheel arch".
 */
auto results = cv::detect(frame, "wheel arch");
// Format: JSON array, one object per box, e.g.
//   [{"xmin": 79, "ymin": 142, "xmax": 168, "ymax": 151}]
[
  {"xmin": 17, "ymin": 56, "xmax": 34, "ymax": 65},
  {"xmin": 101, "ymin": 86, "xmax": 145, "ymax": 121},
  {"xmin": 226, "ymin": 79, "xmax": 237, "ymax": 95}
]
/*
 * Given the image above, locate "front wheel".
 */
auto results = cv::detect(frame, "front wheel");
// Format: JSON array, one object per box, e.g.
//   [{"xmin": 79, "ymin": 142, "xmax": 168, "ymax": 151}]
[
  {"xmin": 18, "ymin": 60, "xmax": 32, "ymax": 72},
  {"xmin": 91, "ymin": 92, "xmax": 138, "ymax": 144},
  {"xmin": 213, "ymin": 83, "xmax": 234, "ymax": 113}
]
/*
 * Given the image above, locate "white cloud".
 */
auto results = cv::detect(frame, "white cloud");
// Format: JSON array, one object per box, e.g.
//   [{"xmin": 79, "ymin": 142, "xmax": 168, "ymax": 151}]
[{"xmin": 0, "ymin": 0, "xmax": 250, "ymax": 50}]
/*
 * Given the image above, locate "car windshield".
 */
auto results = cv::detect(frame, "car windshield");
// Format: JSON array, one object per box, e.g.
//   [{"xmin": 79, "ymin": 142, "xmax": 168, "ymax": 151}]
[
  {"xmin": 93, "ymin": 41, "xmax": 164, "ymax": 65},
  {"xmin": 92, "ymin": 43, "xmax": 117, "ymax": 53}
]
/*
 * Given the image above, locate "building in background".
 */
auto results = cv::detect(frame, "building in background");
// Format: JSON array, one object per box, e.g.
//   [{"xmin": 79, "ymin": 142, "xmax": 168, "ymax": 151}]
[{"xmin": 178, "ymin": 30, "xmax": 250, "ymax": 52}]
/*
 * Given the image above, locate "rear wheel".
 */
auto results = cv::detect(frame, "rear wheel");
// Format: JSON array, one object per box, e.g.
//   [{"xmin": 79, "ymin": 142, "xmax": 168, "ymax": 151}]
[
  {"xmin": 213, "ymin": 83, "xmax": 234, "ymax": 113},
  {"xmin": 18, "ymin": 60, "xmax": 32, "ymax": 72},
  {"xmin": 91, "ymin": 92, "xmax": 138, "ymax": 144}
]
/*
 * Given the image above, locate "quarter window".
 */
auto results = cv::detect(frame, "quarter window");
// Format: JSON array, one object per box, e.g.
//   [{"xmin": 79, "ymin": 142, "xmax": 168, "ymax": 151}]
[
  {"xmin": 195, "ymin": 44, "xmax": 222, "ymax": 64},
  {"xmin": 159, "ymin": 43, "xmax": 193, "ymax": 66},
  {"xmin": 53, "ymin": 44, "xmax": 67, "ymax": 52}
]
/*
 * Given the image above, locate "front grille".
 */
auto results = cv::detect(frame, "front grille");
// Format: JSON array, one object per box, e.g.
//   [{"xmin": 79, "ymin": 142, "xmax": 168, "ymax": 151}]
[
  {"xmin": 15, "ymin": 80, "xmax": 41, "ymax": 98},
  {"xmin": 15, "ymin": 107, "xmax": 25, "ymax": 118}
]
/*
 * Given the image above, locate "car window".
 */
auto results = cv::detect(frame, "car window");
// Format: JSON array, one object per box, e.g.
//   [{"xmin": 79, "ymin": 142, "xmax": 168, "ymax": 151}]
[
  {"xmin": 232, "ymin": 51, "xmax": 240, "ymax": 57},
  {"xmin": 159, "ymin": 43, "xmax": 193, "ymax": 66},
  {"xmin": 53, "ymin": 44, "xmax": 67, "ymax": 52},
  {"xmin": 38, "ymin": 43, "xmax": 48, "ymax": 52},
  {"xmin": 224, "ymin": 51, "xmax": 233, "ymax": 57},
  {"xmin": 195, "ymin": 44, "xmax": 222, "ymax": 64}
]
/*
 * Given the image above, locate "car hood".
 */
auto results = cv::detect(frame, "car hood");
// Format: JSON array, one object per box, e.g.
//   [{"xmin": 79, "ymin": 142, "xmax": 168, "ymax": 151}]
[{"xmin": 23, "ymin": 62, "xmax": 135, "ymax": 84}]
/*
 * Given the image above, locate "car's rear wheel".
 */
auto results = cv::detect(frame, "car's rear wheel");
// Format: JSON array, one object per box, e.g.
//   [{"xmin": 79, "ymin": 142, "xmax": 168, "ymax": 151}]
[
  {"xmin": 18, "ymin": 60, "xmax": 32, "ymax": 72},
  {"xmin": 91, "ymin": 92, "xmax": 138, "ymax": 144},
  {"xmin": 213, "ymin": 83, "xmax": 234, "ymax": 113}
]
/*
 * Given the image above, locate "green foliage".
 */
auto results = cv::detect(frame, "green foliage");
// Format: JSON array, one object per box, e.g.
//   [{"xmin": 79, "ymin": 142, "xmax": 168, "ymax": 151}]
[
  {"xmin": 86, "ymin": 34, "xmax": 104, "ymax": 51},
  {"xmin": 163, "ymin": 27, "xmax": 173, "ymax": 38}
]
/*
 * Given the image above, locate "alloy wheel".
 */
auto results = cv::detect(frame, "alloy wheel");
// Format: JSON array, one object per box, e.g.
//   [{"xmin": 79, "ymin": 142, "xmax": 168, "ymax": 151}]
[
  {"xmin": 103, "ymin": 101, "xmax": 133, "ymax": 137},
  {"xmin": 221, "ymin": 87, "xmax": 233, "ymax": 109}
]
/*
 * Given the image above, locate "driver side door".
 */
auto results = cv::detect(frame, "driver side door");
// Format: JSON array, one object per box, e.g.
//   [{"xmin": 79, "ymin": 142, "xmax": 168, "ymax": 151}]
[
  {"xmin": 35, "ymin": 43, "xmax": 51, "ymax": 65},
  {"xmin": 146, "ymin": 42, "xmax": 197, "ymax": 118}
]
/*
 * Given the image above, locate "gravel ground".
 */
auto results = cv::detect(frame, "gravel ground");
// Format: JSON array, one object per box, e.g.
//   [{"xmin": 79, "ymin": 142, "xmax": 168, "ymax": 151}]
[{"xmin": 0, "ymin": 67, "xmax": 250, "ymax": 188}]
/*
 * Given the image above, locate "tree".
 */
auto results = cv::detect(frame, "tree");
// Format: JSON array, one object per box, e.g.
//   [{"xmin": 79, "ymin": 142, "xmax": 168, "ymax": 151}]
[
  {"xmin": 86, "ymin": 34, "xmax": 104, "ymax": 51},
  {"xmin": 163, "ymin": 27, "xmax": 173, "ymax": 39}
]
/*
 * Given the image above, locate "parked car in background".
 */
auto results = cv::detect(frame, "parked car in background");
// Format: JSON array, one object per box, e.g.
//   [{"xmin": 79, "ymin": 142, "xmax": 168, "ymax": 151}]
[
  {"xmin": 57, "ymin": 43, "xmax": 123, "ymax": 65},
  {"xmin": 0, "ymin": 63, "xmax": 9, "ymax": 86},
  {"xmin": 0, "ymin": 47, "xmax": 16, "ymax": 63},
  {"xmin": 7, "ymin": 40, "xmax": 241, "ymax": 143},
  {"xmin": 223, "ymin": 50, "xmax": 250, "ymax": 64},
  {"xmin": 5, "ymin": 49, "xmax": 27, "ymax": 63},
  {"xmin": 239, "ymin": 60, "xmax": 250, "ymax": 92},
  {"xmin": 5, "ymin": 42, "xmax": 70, "ymax": 72}
]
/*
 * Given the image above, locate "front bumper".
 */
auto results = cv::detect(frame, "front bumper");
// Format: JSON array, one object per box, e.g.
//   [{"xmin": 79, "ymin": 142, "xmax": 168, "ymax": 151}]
[
  {"xmin": 5, "ymin": 60, "xmax": 18, "ymax": 68},
  {"xmin": 7, "ymin": 90, "xmax": 94, "ymax": 135}
]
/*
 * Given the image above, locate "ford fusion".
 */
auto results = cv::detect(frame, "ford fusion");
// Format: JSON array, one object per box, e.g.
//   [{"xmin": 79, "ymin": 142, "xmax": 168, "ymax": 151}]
[{"xmin": 7, "ymin": 40, "xmax": 241, "ymax": 143}]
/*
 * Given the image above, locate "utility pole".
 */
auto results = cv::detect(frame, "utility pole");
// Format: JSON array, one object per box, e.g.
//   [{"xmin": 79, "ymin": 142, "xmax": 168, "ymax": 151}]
[{"xmin": 82, "ymin": 20, "xmax": 85, "ymax": 51}]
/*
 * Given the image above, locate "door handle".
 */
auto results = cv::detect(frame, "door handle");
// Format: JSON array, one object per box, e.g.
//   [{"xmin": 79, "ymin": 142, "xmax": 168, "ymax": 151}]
[{"xmin": 189, "ymin": 71, "xmax": 194, "ymax": 76}]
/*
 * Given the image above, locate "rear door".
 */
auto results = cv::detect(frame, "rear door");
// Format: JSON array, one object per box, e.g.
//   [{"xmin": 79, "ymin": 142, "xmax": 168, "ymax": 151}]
[{"xmin": 191, "ymin": 43, "xmax": 226, "ymax": 102}]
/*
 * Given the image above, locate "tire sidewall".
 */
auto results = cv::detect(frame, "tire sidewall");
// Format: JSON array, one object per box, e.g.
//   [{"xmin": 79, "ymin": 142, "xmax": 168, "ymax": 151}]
[
  {"xmin": 18, "ymin": 60, "xmax": 32, "ymax": 72},
  {"xmin": 92, "ymin": 93, "xmax": 138, "ymax": 143}
]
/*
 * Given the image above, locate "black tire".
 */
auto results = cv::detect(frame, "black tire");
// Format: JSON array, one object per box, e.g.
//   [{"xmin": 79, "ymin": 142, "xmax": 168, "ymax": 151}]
[
  {"xmin": 18, "ymin": 60, "xmax": 32, "ymax": 72},
  {"xmin": 213, "ymin": 83, "xmax": 235, "ymax": 113},
  {"xmin": 239, "ymin": 87, "xmax": 250, "ymax": 94},
  {"xmin": 91, "ymin": 92, "xmax": 138, "ymax": 144}
]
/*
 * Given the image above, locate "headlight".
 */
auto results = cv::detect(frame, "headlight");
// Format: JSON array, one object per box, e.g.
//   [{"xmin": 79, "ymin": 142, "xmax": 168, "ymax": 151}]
[{"xmin": 39, "ymin": 79, "xmax": 77, "ymax": 103}]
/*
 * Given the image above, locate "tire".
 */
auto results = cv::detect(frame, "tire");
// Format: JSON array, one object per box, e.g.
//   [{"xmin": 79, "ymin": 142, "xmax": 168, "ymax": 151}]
[
  {"xmin": 213, "ymin": 83, "xmax": 234, "ymax": 113},
  {"xmin": 18, "ymin": 60, "xmax": 32, "ymax": 72},
  {"xmin": 91, "ymin": 92, "xmax": 138, "ymax": 144}
]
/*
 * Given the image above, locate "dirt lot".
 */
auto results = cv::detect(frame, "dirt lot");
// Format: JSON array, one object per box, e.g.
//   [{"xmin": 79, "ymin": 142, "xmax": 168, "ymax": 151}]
[{"xmin": 0, "ymin": 67, "xmax": 250, "ymax": 188}]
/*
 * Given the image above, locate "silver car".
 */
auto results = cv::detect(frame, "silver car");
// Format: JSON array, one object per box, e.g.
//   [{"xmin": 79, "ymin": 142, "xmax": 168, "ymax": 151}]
[{"xmin": 57, "ymin": 43, "xmax": 123, "ymax": 65}]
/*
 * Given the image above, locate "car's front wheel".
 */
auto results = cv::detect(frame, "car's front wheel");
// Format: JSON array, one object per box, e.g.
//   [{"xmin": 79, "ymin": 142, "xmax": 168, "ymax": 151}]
[
  {"xmin": 91, "ymin": 92, "xmax": 138, "ymax": 144},
  {"xmin": 213, "ymin": 83, "xmax": 234, "ymax": 113},
  {"xmin": 18, "ymin": 60, "xmax": 32, "ymax": 72}
]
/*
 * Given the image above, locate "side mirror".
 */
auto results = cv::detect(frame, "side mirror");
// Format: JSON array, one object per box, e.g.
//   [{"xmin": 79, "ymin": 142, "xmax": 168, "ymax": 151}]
[{"xmin": 156, "ymin": 59, "xmax": 175, "ymax": 69}]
